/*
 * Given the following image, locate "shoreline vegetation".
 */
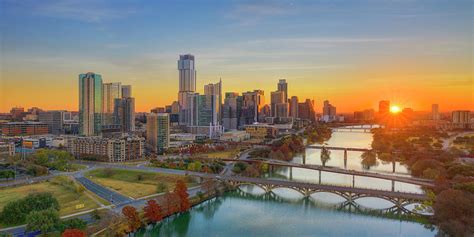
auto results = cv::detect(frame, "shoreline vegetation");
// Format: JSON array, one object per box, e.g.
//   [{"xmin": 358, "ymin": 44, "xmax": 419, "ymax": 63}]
[{"xmin": 370, "ymin": 127, "xmax": 474, "ymax": 237}]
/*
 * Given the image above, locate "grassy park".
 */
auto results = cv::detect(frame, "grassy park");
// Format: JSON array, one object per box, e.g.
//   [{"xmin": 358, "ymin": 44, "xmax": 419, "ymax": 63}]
[
  {"xmin": 0, "ymin": 178, "xmax": 103, "ymax": 227},
  {"xmin": 85, "ymin": 168, "xmax": 197, "ymax": 199}
]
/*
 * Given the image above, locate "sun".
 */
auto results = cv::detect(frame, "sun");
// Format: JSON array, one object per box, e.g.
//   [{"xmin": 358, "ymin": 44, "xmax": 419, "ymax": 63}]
[{"xmin": 390, "ymin": 105, "xmax": 401, "ymax": 114}]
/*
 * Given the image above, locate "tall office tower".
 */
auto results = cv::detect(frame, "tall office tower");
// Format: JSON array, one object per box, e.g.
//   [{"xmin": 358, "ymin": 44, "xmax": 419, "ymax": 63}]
[
  {"xmin": 178, "ymin": 54, "xmax": 197, "ymax": 108},
  {"xmin": 379, "ymin": 100, "xmax": 390, "ymax": 115},
  {"xmin": 185, "ymin": 93, "xmax": 223, "ymax": 137},
  {"xmin": 241, "ymin": 90, "xmax": 265, "ymax": 125},
  {"xmin": 114, "ymin": 97, "xmax": 135, "ymax": 132},
  {"xmin": 322, "ymin": 100, "xmax": 337, "ymax": 122},
  {"xmin": 122, "ymin": 85, "xmax": 132, "ymax": 98},
  {"xmin": 102, "ymin": 82, "xmax": 122, "ymax": 128},
  {"xmin": 146, "ymin": 113, "xmax": 170, "ymax": 154},
  {"xmin": 204, "ymin": 78, "xmax": 223, "ymax": 125},
  {"xmin": 79, "ymin": 72, "xmax": 103, "ymax": 136},
  {"xmin": 271, "ymin": 91, "xmax": 286, "ymax": 117},
  {"xmin": 298, "ymin": 99, "xmax": 316, "ymax": 122},
  {"xmin": 432, "ymin": 104, "xmax": 440, "ymax": 120},
  {"xmin": 38, "ymin": 110, "xmax": 65, "ymax": 135},
  {"xmin": 277, "ymin": 79, "xmax": 288, "ymax": 102},
  {"xmin": 275, "ymin": 103, "xmax": 289, "ymax": 118},
  {"xmin": 223, "ymin": 92, "xmax": 242, "ymax": 130},
  {"xmin": 289, "ymin": 96, "xmax": 299, "ymax": 118}
]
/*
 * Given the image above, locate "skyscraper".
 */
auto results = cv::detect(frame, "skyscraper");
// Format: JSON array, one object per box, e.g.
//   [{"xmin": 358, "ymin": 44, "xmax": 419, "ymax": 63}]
[
  {"xmin": 79, "ymin": 72, "xmax": 103, "ymax": 136},
  {"xmin": 38, "ymin": 110, "xmax": 65, "ymax": 135},
  {"xmin": 289, "ymin": 96, "xmax": 299, "ymax": 118},
  {"xmin": 102, "ymin": 82, "xmax": 122, "ymax": 127},
  {"xmin": 178, "ymin": 54, "xmax": 196, "ymax": 108},
  {"xmin": 298, "ymin": 99, "xmax": 316, "ymax": 122},
  {"xmin": 223, "ymin": 92, "xmax": 242, "ymax": 130},
  {"xmin": 114, "ymin": 97, "xmax": 135, "ymax": 132},
  {"xmin": 241, "ymin": 90, "xmax": 265, "ymax": 125},
  {"xmin": 271, "ymin": 91, "xmax": 285, "ymax": 117},
  {"xmin": 146, "ymin": 113, "xmax": 170, "ymax": 154},
  {"xmin": 432, "ymin": 104, "xmax": 440, "ymax": 120},
  {"xmin": 204, "ymin": 79, "xmax": 222, "ymax": 125},
  {"xmin": 322, "ymin": 100, "xmax": 336, "ymax": 122},
  {"xmin": 277, "ymin": 79, "xmax": 288, "ymax": 102},
  {"xmin": 122, "ymin": 85, "xmax": 132, "ymax": 98},
  {"xmin": 379, "ymin": 100, "xmax": 390, "ymax": 115}
]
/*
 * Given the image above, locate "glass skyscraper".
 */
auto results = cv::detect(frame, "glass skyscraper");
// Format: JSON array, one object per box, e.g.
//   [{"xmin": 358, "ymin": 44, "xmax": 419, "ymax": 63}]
[{"xmin": 79, "ymin": 72, "xmax": 103, "ymax": 136}]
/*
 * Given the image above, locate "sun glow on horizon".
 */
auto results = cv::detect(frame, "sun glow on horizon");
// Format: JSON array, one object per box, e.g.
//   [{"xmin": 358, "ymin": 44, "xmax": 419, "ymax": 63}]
[{"xmin": 390, "ymin": 105, "xmax": 401, "ymax": 114}]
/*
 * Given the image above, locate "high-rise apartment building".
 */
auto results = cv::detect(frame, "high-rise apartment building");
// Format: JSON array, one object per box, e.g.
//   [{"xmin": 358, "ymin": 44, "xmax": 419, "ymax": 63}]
[
  {"xmin": 102, "ymin": 82, "xmax": 122, "ymax": 128},
  {"xmin": 79, "ymin": 72, "xmax": 103, "ymax": 136},
  {"xmin": 114, "ymin": 97, "xmax": 135, "ymax": 132},
  {"xmin": 121, "ymin": 85, "xmax": 132, "ymax": 98},
  {"xmin": 241, "ymin": 90, "xmax": 265, "ymax": 125},
  {"xmin": 298, "ymin": 99, "xmax": 316, "ymax": 122},
  {"xmin": 223, "ymin": 92, "xmax": 242, "ymax": 130},
  {"xmin": 289, "ymin": 96, "xmax": 299, "ymax": 118},
  {"xmin": 146, "ymin": 113, "xmax": 170, "ymax": 154},
  {"xmin": 432, "ymin": 104, "xmax": 440, "ymax": 120}
]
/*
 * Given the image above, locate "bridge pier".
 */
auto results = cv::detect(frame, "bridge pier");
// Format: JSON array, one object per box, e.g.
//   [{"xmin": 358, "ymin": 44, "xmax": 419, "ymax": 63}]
[
  {"xmin": 392, "ymin": 180, "xmax": 395, "ymax": 192},
  {"xmin": 352, "ymin": 175, "xmax": 355, "ymax": 188},
  {"xmin": 303, "ymin": 152, "xmax": 306, "ymax": 165},
  {"xmin": 319, "ymin": 170, "xmax": 321, "ymax": 184},
  {"xmin": 289, "ymin": 167, "xmax": 293, "ymax": 180},
  {"xmin": 392, "ymin": 161, "xmax": 396, "ymax": 173},
  {"xmin": 344, "ymin": 149, "xmax": 348, "ymax": 169}
]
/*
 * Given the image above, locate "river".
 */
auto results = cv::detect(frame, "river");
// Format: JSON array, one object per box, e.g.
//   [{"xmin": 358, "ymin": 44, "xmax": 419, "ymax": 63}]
[{"xmin": 137, "ymin": 127, "xmax": 436, "ymax": 237}]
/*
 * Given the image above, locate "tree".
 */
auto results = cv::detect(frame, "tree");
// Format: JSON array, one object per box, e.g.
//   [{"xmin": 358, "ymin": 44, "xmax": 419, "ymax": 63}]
[
  {"xmin": 162, "ymin": 192, "xmax": 180, "ymax": 216},
  {"xmin": 61, "ymin": 229, "xmax": 86, "ymax": 237},
  {"xmin": 57, "ymin": 218, "xmax": 87, "ymax": 233},
  {"xmin": 143, "ymin": 200, "xmax": 162, "ymax": 223},
  {"xmin": 320, "ymin": 146, "xmax": 331, "ymax": 166},
  {"xmin": 174, "ymin": 180, "xmax": 190, "ymax": 212},
  {"xmin": 121, "ymin": 206, "xmax": 141, "ymax": 232},
  {"xmin": 26, "ymin": 208, "xmax": 60, "ymax": 234},
  {"xmin": 0, "ymin": 192, "xmax": 59, "ymax": 225},
  {"xmin": 0, "ymin": 199, "xmax": 25, "ymax": 225},
  {"xmin": 433, "ymin": 189, "xmax": 474, "ymax": 237}
]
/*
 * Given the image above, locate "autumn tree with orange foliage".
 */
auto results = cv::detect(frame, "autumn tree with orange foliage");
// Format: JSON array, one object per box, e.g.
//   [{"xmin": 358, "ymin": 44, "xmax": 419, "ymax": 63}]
[
  {"xmin": 174, "ymin": 179, "xmax": 190, "ymax": 212},
  {"xmin": 143, "ymin": 200, "xmax": 163, "ymax": 223},
  {"xmin": 121, "ymin": 206, "xmax": 142, "ymax": 232},
  {"xmin": 61, "ymin": 229, "xmax": 85, "ymax": 237}
]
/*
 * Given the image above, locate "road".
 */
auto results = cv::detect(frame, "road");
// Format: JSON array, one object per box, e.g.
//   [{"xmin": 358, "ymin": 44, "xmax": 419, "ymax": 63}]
[
  {"xmin": 75, "ymin": 177, "xmax": 132, "ymax": 204},
  {"xmin": 442, "ymin": 131, "xmax": 473, "ymax": 150}
]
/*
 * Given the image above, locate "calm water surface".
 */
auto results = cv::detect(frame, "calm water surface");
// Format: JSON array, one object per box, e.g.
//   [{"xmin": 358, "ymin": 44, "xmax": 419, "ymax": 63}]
[{"xmin": 138, "ymin": 128, "xmax": 435, "ymax": 236}]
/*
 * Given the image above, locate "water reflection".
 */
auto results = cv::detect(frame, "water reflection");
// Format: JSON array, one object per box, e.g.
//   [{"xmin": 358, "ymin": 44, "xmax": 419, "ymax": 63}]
[{"xmin": 136, "ymin": 190, "xmax": 435, "ymax": 237}]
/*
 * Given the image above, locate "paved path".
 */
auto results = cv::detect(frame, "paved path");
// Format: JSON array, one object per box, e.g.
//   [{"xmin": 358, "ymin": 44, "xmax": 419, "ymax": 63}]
[{"xmin": 75, "ymin": 177, "xmax": 132, "ymax": 204}]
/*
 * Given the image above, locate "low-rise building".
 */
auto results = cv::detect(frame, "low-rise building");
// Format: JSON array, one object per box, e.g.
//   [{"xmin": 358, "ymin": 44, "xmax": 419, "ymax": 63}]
[
  {"xmin": 244, "ymin": 123, "xmax": 277, "ymax": 139},
  {"xmin": 66, "ymin": 136, "xmax": 144, "ymax": 162},
  {"xmin": 1, "ymin": 122, "xmax": 48, "ymax": 136},
  {"xmin": 220, "ymin": 130, "xmax": 250, "ymax": 142},
  {"xmin": 0, "ymin": 142, "xmax": 15, "ymax": 157}
]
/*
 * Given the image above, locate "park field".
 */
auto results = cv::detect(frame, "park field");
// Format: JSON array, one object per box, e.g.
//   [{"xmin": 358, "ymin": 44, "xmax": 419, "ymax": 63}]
[
  {"xmin": 0, "ymin": 179, "xmax": 102, "ymax": 218},
  {"xmin": 85, "ymin": 168, "xmax": 197, "ymax": 199},
  {"xmin": 195, "ymin": 147, "xmax": 241, "ymax": 159}
]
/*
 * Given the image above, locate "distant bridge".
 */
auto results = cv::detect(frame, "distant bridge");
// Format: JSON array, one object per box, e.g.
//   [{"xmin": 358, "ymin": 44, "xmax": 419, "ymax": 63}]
[{"xmin": 306, "ymin": 145, "xmax": 371, "ymax": 152}]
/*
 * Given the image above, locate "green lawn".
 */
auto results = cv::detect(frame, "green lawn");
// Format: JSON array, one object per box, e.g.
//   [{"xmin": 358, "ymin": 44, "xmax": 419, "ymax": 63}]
[
  {"xmin": 0, "ymin": 178, "xmax": 102, "ymax": 227},
  {"xmin": 85, "ymin": 168, "xmax": 197, "ymax": 199},
  {"xmin": 196, "ymin": 148, "xmax": 241, "ymax": 159}
]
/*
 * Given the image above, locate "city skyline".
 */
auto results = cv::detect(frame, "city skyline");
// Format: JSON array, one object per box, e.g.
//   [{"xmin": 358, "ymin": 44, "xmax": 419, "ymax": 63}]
[{"xmin": 1, "ymin": 0, "xmax": 472, "ymax": 113}]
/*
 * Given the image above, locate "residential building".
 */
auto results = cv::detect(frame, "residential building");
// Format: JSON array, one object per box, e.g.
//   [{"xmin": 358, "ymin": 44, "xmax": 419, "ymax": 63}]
[
  {"xmin": 244, "ymin": 124, "xmax": 277, "ymax": 139},
  {"xmin": 353, "ymin": 109, "xmax": 375, "ymax": 122},
  {"xmin": 10, "ymin": 107, "xmax": 25, "ymax": 121},
  {"xmin": 178, "ymin": 54, "xmax": 196, "ymax": 124},
  {"xmin": 1, "ymin": 122, "xmax": 48, "ymax": 136},
  {"xmin": 121, "ymin": 85, "xmax": 132, "ymax": 98},
  {"xmin": 102, "ymin": 82, "xmax": 122, "ymax": 128},
  {"xmin": 114, "ymin": 97, "xmax": 135, "ymax": 132},
  {"xmin": 79, "ymin": 72, "xmax": 103, "ymax": 136},
  {"xmin": 204, "ymin": 79, "xmax": 222, "ymax": 125},
  {"xmin": 147, "ymin": 113, "xmax": 170, "ymax": 154},
  {"xmin": 66, "ymin": 136, "xmax": 144, "ymax": 162},
  {"xmin": 0, "ymin": 142, "xmax": 15, "ymax": 157}
]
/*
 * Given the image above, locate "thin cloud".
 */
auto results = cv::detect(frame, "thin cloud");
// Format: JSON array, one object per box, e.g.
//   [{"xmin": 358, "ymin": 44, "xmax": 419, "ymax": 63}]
[{"xmin": 33, "ymin": 0, "xmax": 137, "ymax": 23}]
